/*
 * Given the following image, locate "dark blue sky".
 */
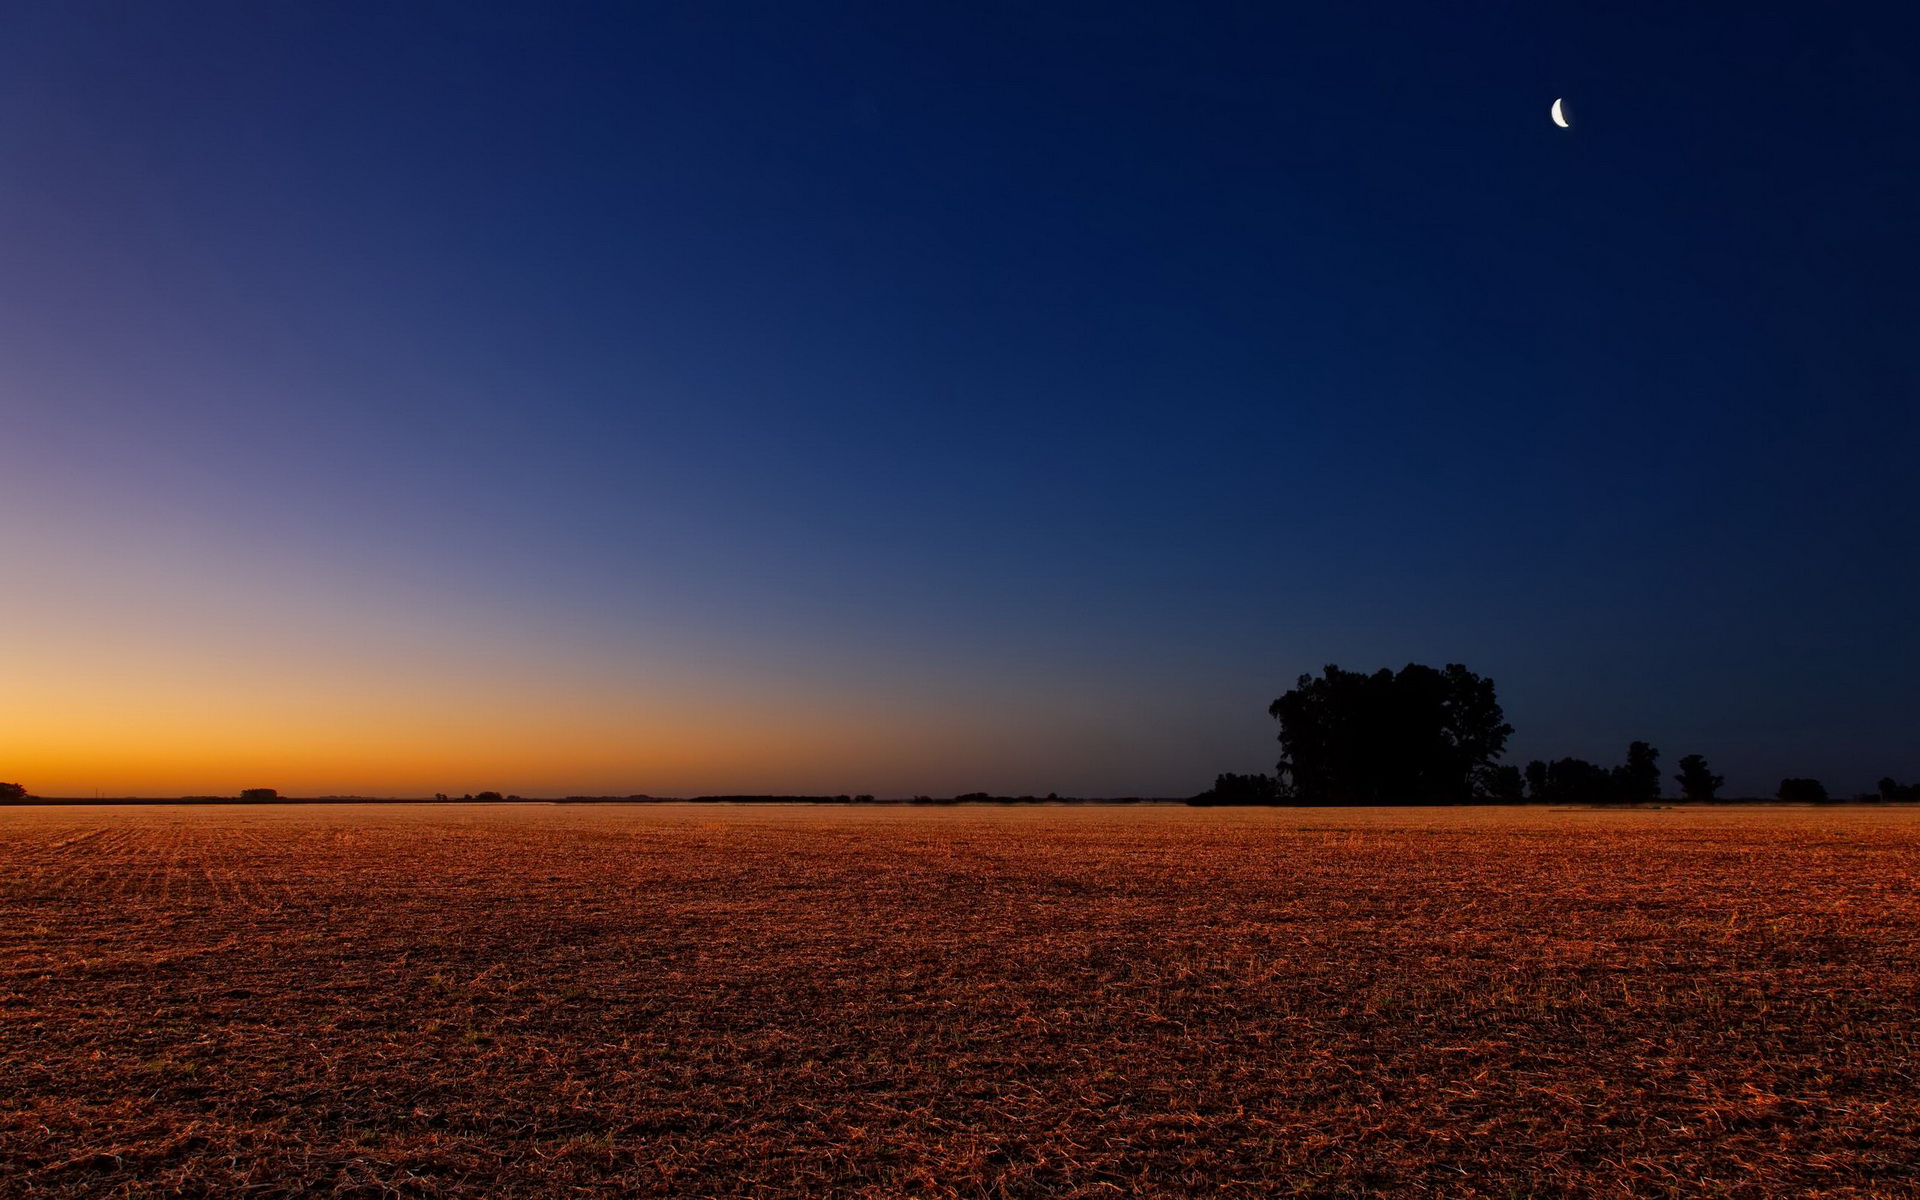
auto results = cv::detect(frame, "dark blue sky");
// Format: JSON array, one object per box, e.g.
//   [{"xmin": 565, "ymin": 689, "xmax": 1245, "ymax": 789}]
[{"xmin": 3, "ymin": 1, "xmax": 1916, "ymax": 796}]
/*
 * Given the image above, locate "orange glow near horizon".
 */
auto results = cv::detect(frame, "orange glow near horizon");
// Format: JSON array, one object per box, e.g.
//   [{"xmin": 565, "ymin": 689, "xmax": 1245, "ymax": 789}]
[
  {"xmin": 0, "ymin": 509, "xmax": 947, "ymax": 797},
  {"xmin": 3, "ymin": 479, "xmax": 1160, "ymax": 799},
  {"xmin": 4, "ymin": 642, "xmax": 1067, "ymax": 797},
  {"xmin": 0, "ymin": 540, "xmax": 1099, "ymax": 798}
]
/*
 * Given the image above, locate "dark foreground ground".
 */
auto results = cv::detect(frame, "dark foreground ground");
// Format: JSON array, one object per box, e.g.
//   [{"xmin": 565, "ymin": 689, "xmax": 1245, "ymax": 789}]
[{"xmin": 1, "ymin": 804, "xmax": 1916, "ymax": 1198}]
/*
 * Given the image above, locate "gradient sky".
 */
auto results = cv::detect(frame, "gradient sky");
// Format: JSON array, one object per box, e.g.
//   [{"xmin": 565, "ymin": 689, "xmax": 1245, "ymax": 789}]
[{"xmin": 4, "ymin": 2, "xmax": 1916, "ymax": 798}]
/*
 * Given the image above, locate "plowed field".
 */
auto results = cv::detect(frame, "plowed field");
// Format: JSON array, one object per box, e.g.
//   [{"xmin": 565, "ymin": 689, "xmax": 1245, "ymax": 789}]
[{"xmin": 2, "ymin": 803, "xmax": 1917, "ymax": 1197}]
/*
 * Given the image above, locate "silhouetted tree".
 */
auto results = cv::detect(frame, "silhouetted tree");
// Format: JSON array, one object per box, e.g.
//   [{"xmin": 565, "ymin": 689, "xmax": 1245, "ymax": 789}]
[
  {"xmin": 1776, "ymin": 778, "xmax": 1828, "ymax": 804},
  {"xmin": 1269, "ymin": 663, "xmax": 1512, "ymax": 803},
  {"xmin": 1676, "ymin": 755, "xmax": 1724, "ymax": 802},
  {"xmin": 239, "ymin": 788, "xmax": 278, "ymax": 801},
  {"xmin": 1612, "ymin": 741, "xmax": 1662, "ymax": 803},
  {"xmin": 1524, "ymin": 743, "xmax": 1663, "ymax": 802},
  {"xmin": 1485, "ymin": 764, "xmax": 1526, "ymax": 802},
  {"xmin": 1191, "ymin": 772, "xmax": 1281, "ymax": 806},
  {"xmin": 0, "ymin": 782, "xmax": 27, "ymax": 802},
  {"xmin": 474, "ymin": 790, "xmax": 504, "ymax": 802}
]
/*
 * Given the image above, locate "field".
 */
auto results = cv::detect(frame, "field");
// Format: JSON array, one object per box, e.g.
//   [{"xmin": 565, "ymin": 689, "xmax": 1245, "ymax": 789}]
[{"xmin": 2, "ymin": 804, "xmax": 1917, "ymax": 1198}]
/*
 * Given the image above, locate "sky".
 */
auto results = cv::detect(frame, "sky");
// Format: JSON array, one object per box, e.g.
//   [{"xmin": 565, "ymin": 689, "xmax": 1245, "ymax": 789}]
[{"xmin": 3, "ymin": 1, "xmax": 1916, "ymax": 798}]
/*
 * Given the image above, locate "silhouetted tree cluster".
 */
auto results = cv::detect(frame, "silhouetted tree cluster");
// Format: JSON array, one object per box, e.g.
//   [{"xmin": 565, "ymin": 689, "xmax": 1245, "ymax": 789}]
[
  {"xmin": 1485, "ymin": 764, "xmax": 1526, "ymax": 801},
  {"xmin": 1191, "ymin": 772, "xmax": 1281, "ymax": 805},
  {"xmin": 239, "ymin": 788, "xmax": 278, "ymax": 801},
  {"xmin": 1202, "ymin": 662, "xmax": 1892, "ymax": 805},
  {"xmin": 1776, "ymin": 778, "xmax": 1829, "ymax": 803},
  {"xmin": 0, "ymin": 782, "xmax": 27, "ymax": 802},
  {"xmin": 1675, "ymin": 754, "xmax": 1724, "ymax": 802},
  {"xmin": 1268, "ymin": 664, "xmax": 1512, "ymax": 802},
  {"xmin": 1524, "ymin": 757, "xmax": 1609, "ymax": 802},
  {"xmin": 1616, "ymin": 741, "xmax": 1662, "ymax": 802},
  {"xmin": 1522, "ymin": 742, "xmax": 1663, "ymax": 803}
]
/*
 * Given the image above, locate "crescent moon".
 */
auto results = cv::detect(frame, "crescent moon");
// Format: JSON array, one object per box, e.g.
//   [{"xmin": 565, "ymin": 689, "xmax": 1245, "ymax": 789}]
[{"xmin": 1551, "ymin": 98, "xmax": 1569, "ymax": 128}]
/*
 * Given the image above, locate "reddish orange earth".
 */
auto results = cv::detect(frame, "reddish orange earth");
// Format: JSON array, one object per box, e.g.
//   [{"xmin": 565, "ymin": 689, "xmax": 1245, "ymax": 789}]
[{"xmin": 2, "ymin": 803, "xmax": 1917, "ymax": 1197}]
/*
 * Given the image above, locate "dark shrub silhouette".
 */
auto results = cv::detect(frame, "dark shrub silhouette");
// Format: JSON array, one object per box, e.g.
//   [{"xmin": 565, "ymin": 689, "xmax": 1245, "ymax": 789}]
[
  {"xmin": 1776, "ymin": 778, "xmax": 1829, "ymax": 804},
  {"xmin": 1525, "ymin": 757, "xmax": 1615, "ymax": 802},
  {"xmin": 1269, "ymin": 663, "xmax": 1512, "ymax": 802},
  {"xmin": 474, "ymin": 790, "xmax": 504, "ymax": 802},
  {"xmin": 1190, "ymin": 772, "xmax": 1281, "ymax": 806},
  {"xmin": 1676, "ymin": 755, "xmax": 1724, "ymax": 802},
  {"xmin": 1485, "ymin": 764, "xmax": 1526, "ymax": 802},
  {"xmin": 1878, "ymin": 778, "xmax": 1920, "ymax": 802},
  {"xmin": 0, "ymin": 782, "xmax": 27, "ymax": 802},
  {"xmin": 1612, "ymin": 741, "xmax": 1662, "ymax": 803},
  {"xmin": 240, "ymin": 788, "xmax": 278, "ymax": 801},
  {"xmin": 1525, "ymin": 743, "xmax": 1663, "ymax": 802}
]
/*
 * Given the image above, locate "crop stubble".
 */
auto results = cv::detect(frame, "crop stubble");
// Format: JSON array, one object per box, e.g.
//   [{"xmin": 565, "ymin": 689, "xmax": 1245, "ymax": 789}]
[{"xmin": 1, "ymin": 803, "xmax": 1917, "ymax": 1197}]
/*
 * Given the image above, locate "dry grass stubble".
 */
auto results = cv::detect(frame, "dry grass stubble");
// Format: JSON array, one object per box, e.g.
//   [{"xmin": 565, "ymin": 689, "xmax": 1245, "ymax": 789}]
[{"xmin": 1, "ymin": 803, "xmax": 1917, "ymax": 1197}]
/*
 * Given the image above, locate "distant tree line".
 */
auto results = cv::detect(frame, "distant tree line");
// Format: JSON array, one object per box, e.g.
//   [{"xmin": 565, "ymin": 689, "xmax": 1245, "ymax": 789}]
[
  {"xmin": 8, "ymin": 673, "xmax": 1920, "ymax": 806},
  {"xmin": 1192, "ymin": 662, "xmax": 1916, "ymax": 805},
  {"xmin": 674, "ymin": 794, "xmax": 1160, "ymax": 805},
  {"xmin": 1522, "ymin": 742, "xmax": 1664, "ymax": 803},
  {"xmin": 0, "ymin": 787, "xmax": 1175, "ymax": 806}
]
